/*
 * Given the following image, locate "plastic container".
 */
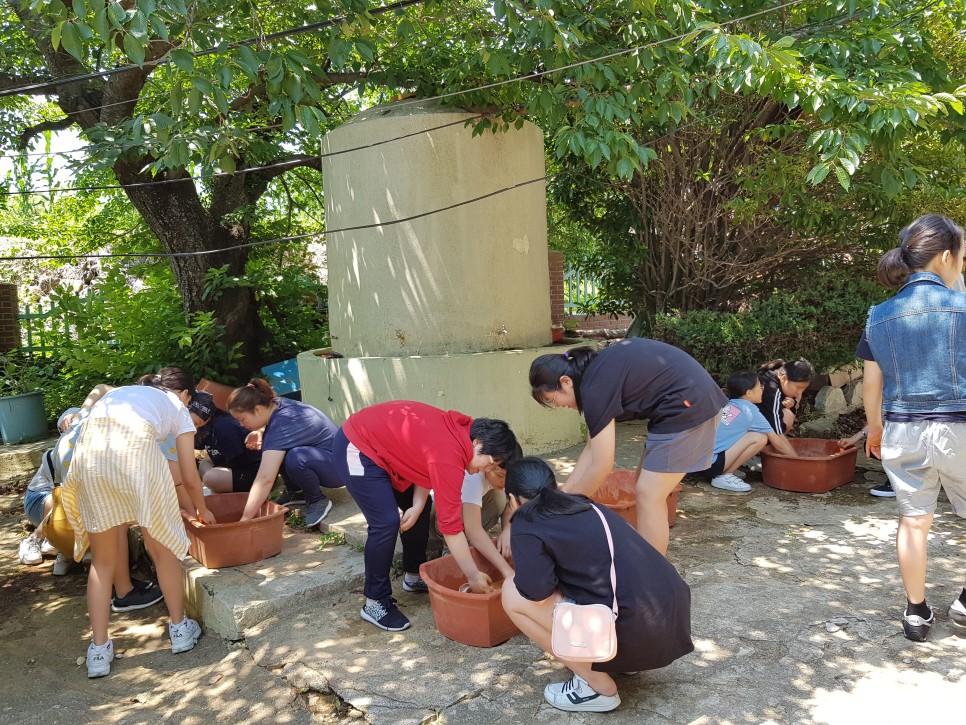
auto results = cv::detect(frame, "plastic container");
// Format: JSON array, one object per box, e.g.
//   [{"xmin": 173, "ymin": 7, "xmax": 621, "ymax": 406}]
[
  {"xmin": 261, "ymin": 358, "xmax": 301, "ymax": 396},
  {"xmin": 591, "ymin": 470, "xmax": 682, "ymax": 528},
  {"xmin": 0, "ymin": 391, "xmax": 47, "ymax": 445},
  {"xmin": 760, "ymin": 438, "xmax": 858, "ymax": 493},
  {"xmin": 182, "ymin": 493, "xmax": 289, "ymax": 568},
  {"xmin": 419, "ymin": 546, "xmax": 519, "ymax": 648},
  {"xmin": 196, "ymin": 378, "xmax": 235, "ymax": 413}
]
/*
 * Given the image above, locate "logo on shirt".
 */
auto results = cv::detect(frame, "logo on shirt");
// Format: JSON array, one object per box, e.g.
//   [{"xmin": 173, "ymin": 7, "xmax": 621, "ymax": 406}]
[{"xmin": 720, "ymin": 404, "xmax": 740, "ymax": 426}]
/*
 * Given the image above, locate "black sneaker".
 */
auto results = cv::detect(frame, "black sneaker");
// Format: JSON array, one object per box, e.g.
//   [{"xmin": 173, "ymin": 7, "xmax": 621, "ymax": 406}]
[
  {"xmin": 870, "ymin": 482, "xmax": 896, "ymax": 498},
  {"xmin": 402, "ymin": 576, "xmax": 429, "ymax": 593},
  {"xmin": 304, "ymin": 499, "xmax": 333, "ymax": 527},
  {"xmin": 902, "ymin": 607, "xmax": 934, "ymax": 641},
  {"xmin": 275, "ymin": 489, "xmax": 306, "ymax": 506},
  {"xmin": 360, "ymin": 597, "xmax": 411, "ymax": 631},
  {"xmin": 112, "ymin": 579, "xmax": 164, "ymax": 612}
]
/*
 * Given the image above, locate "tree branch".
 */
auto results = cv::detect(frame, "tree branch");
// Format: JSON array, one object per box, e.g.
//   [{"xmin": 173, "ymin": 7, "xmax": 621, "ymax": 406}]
[{"xmin": 18, "ymin": 117, "xmax": 75, "ymax": 149}]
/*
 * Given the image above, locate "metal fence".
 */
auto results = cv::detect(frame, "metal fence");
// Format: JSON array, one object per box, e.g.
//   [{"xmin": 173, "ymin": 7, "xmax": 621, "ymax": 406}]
[
  {"xmin": 563, "ymin": 265, "xmax": 600, "ymax": 312},
  {"xmin": 17, "ymin": 300, "xmax": 75, "ymax": 357}
]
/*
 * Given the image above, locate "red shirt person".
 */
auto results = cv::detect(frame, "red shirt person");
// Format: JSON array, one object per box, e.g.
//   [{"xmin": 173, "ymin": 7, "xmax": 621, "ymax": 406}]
[{"xmin": 333, "ymin": 400, "xmax": 520, "ymax": 632}]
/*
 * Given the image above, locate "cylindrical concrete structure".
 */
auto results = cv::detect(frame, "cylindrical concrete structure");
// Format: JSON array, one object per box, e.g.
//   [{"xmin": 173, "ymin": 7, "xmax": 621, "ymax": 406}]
[{"xmin": 321, "ymin": 102, "xmax": 550, "ymax": 357}]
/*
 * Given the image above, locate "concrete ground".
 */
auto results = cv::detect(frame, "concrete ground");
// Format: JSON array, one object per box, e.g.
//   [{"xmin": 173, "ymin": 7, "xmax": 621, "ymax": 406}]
[{"xmin": 1, "ymin": 421, "xmax": 964, "ymax": 724}]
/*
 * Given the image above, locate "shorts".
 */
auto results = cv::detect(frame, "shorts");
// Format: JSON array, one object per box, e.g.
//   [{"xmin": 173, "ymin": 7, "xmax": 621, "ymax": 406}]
[
  {"xmin": 643, "ymin": 414, "xmax": 719, "ymax": 474},
  {"xmin": 881, "ymin": 421, "xmax": 966, "ymax": 517},
  {"xmin": 24, "ymin": 488, "xmax": 52, "ymax": 527},
  {"xmin": 692, "ymin": 451, "xmax": 726, "ymax": 479},
  {"xmin": 230, "ymin": 466, "xmax": 261, "ymax": 493}
]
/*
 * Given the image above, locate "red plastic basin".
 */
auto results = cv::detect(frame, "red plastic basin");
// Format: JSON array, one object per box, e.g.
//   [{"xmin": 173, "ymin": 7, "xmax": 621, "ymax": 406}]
[
  {"xmin": 760, "ymin": 438, "xmax": 858, "ymax": 493},
  {"xmin": 182, "ymin": 493, "xmax": 289, "ymax": 568}
]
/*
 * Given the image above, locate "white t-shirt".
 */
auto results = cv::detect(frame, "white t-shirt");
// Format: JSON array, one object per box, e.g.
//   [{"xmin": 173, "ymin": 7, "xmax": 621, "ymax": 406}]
[
  {"xmin": 461, "ymin": 471, "xmax": 492, "ymax": 507},
  {"xmin": 86, "ymin": 386, "xmax": 195, "ymax": 441}
]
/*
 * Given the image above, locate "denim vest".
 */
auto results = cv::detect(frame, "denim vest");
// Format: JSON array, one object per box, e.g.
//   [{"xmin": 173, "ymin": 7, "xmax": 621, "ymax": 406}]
[{"xmin": 865, "ymin": 271, "xmax": 966, "ymax": 413}]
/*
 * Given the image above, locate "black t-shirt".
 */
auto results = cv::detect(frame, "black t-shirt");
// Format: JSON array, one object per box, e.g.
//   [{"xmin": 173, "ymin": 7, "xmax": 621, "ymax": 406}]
[
  {"xmin": 579, "ymin": 338, "xmax": 726, "ymax": 437},
  {"xmin": 756, "ymin": 369, "xmax": 795, "ymax": 435},
  {"xmin": 200, "ymin": 415, "xmax": 262, "ymax": 469},
  {"xmin": 511, "ymin": 503, "xmax": 694, "ymax": 673}
]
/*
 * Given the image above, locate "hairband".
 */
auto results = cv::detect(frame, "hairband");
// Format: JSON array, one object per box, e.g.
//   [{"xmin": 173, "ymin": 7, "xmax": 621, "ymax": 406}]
[
  {"xmin": 246, "ymin": 382, "xmax": 256, "ymax": 389},
  {"xmin": 562, "ymin": 352, "xmax": 570, "ymax": 360}
]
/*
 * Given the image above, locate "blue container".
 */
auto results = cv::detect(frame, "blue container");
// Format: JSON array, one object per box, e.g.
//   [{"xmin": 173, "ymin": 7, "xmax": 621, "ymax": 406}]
[
  {"xmin": 0, "ymin": 391, "xmax": 48, "ymax": 445},
  {"xmin": 261, "ymin": 358, "xmax": 301, "ymax": 397}
]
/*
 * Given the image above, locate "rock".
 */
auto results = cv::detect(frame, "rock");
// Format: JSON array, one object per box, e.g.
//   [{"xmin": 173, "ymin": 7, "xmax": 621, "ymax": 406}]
[
  {"xmin": 815, "ymin": 386, "xmax": 847, "ymax": 413},
  {"xmin": 828, "ymin": 364, "xmax": 861, "ymax": 388},
  {"xmin": 845, "ymin": 380, "xmax": 864, "ymax": 407},
  {"xmin": 799, "ymin": 416, "xmax": 836, "ymax": 437}
]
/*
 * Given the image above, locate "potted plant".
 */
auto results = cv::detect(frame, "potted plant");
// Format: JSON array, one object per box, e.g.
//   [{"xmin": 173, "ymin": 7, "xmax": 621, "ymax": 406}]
[{"xmin": 0, "ymin": 352, "xmax": 48, "ymax": 445}]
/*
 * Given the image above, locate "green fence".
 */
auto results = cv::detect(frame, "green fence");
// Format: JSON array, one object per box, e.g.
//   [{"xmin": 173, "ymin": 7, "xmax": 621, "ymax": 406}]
[{"xmin": 17, "ymin": 300, "xmax": 74, "ymax": 357}]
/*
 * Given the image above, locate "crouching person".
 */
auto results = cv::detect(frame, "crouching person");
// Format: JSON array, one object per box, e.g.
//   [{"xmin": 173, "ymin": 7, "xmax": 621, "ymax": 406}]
[{"xmin": 502, "ymin": 457, "xmax": 694, "ymax": 713}]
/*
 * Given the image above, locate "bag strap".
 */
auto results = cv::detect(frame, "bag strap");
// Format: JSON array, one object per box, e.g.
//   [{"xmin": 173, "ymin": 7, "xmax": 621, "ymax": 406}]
[{"xmin": 589, "ymin": 504, "xmax": 618, "ymax": 618}]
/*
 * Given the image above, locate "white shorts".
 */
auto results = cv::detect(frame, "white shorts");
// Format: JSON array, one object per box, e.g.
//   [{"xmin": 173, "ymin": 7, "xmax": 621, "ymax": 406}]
[{"xmin": 881, "ymin": 421, "xmax": 966, "ymax": 517}]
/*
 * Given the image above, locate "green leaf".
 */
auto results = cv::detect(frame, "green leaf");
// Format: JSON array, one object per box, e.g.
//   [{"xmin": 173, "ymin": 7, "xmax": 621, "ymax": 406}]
[
  {"xmin": 107, "ymin": 1, "xmax": 127, "ymax": 27},
  {"xmin": 191, "ymin": 77, "xmax": 214, "ymax": 94},
  {"xmin": 60, "ymin": 22, "xmax": 83, "ymax": 60},
  {"xmin": 123, "ymin": 33, "xmax": 145, "ymax": 66},
  {"xmin": 71, "ymin": 0, "xmax": 87, "ymax": 18},
  {"xmin": 51, "ymin": 21, "xmax": 64, "ymax": 50},
  {"xmin": 92, "ymin": 9, "xmax": 110, "ymax": 41},
  {"xmin": 834, "ymin": 166, "xmax": 850, "ymax": 191},
  {"xmin": 169, "ymin": 48, "xmax": 193, "ymax": 73}
]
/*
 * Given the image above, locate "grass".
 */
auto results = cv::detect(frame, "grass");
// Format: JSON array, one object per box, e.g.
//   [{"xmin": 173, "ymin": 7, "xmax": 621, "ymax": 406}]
[{"xmin": 318, "ymin": 530, "xmax": 346, "ymax": 550}]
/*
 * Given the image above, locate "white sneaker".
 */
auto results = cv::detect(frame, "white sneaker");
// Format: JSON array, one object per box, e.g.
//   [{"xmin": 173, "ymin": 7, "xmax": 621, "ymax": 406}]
[
  {"xmin": 40, "ymin": 538, "xmax": 58, "ymax": 556},
  {"xmin": 711, "ymin": 473, "xmax": 752, "ymax": 492},
  {"xmin": 744, "ymin": 455, "xmax": 762, "ymax": 473},
  {"xmin": 52, "ymin": 553, "xmax": 71, "ymax": 576},
  {"xmin": 169, "ymin": 617, "xmax": 203, "ymax": 654},
  {"xmin": 18, "ymin": 537, "xmax": 43, "ymax": 565},
  {"xmin": 86, "ymin": 639, "xmax": 114, "ymax": 678},
  {"xmin": 731, "ymin": 469, "xmax": 747, "ymax": 480},
  {"xmin": 544, "ymin": 674, "xmax": 620, "ymax": 713}
]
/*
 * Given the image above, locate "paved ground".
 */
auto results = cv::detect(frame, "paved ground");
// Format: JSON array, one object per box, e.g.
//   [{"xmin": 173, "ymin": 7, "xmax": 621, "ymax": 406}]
[{"xmin": 1, "ymin": 421, "xmax": 964, "ymax": 724}]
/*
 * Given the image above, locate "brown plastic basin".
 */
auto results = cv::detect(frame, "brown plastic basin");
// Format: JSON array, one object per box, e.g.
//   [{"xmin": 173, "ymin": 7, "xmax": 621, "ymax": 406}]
[
  {"xmin": 419, "ymin": 546, "xmax": 519, "ymax": 648},
  {"xmin": 182, "ymin": 492, "xmax": 289, "ymax": 568},
  {"xmin": 760, "ymin": 438, "xmax": 858, "ymax": 493},
  {"xmin": 591, "ymin": 470, "xmax": 682, "ymax": 528},
  {"xmin": 197, "ymin": 378, "xmax": 235, "ymax": 412}
]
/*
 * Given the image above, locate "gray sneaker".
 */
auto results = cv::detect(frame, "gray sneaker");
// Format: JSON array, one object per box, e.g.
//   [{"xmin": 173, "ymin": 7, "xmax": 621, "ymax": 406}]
[
  {"xmin": 169, "ymin": 617, "xmax": 203, "ymax": 654},
  {"xmin": 304, "ymin": 498, "xmax": 333, "ymax": 528}
]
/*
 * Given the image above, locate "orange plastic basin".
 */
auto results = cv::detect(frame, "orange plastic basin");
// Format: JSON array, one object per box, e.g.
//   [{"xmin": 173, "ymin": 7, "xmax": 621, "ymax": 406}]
[
  {"xmin": 760, "ymin": 438, "xmax": 858, "ymax": 493},
  {"xmin": 592, "ymin": 470, "xmax": 682, "ymax": 528},
  {"xmin": 419, "ymin": 546, "xmax": 519, "ymax": 648},
  {"xmin": 182, "ymin": 493, "xmax": 289, "ymax": 568}
]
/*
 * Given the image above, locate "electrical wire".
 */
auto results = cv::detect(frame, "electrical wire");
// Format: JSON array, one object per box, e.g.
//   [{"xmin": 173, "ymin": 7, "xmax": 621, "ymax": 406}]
[
  {"xmin": 0, "ymin": 0, "xmax": 428, "ymax": 99},
  {"xmin": 0, "ymin": 118, "xmax": 705, "ymax": 262}
]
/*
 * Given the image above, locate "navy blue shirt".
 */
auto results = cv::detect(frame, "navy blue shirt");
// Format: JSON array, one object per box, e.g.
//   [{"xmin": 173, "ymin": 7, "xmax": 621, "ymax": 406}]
[
  {"xmin": 262, "ymin": 398, "xmax": 338, "ymax": 452},
  {"xmin": 199, "ymin": 415, "xmax": 262, "ymax": 469}
]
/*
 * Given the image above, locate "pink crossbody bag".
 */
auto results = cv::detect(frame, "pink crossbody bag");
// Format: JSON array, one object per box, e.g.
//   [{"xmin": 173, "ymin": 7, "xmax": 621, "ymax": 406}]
[{"xmin": 550, "ymin": 505, "xmax": 618, "ymax": 663}]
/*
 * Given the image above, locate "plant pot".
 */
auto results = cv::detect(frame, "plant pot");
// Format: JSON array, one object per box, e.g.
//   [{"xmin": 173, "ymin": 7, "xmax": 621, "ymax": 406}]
[
  {"xmin": 760, "ymin": 438, "xmax": 858, "ymax": 493},
  {"xmin": 551, "ymin": 326, "xmax": 565, "ymax": 344},
  {"xmin": 419, "ymin": 546, "xmax": 520, "ymax": 648},
  {"xmin": 181, "ymin": 493, "xmax": 289, "ymax": 568},
  {"xmin": 0, "ymin": 391, "xmax": 47, "ymax": 445},
  {"xmin": 591, "ymin": 470, "xmax": 682, "ymax": 528},
  {"xmin": 197, "ymin": 378, "xmax": 236, "ymax": 413}
]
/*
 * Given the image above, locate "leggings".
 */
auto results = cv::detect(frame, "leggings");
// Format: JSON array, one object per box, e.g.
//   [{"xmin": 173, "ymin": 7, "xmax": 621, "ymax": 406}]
[{"xmin": 282, "ymin": 446, "xmax": 344, "ymax": 506}]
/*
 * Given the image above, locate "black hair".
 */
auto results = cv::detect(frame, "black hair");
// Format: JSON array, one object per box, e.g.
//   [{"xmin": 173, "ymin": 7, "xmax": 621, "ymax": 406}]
[
  {"xmin": 758, "ymin": 358, "xmax": 813, "ymax": 383},
  {"xmin": 505, "ymin": 457, "xmax": 592, "ymax": 523},
  {"xmin": 227, "ymin": 378, "xmax": 276, "ymax": 413},
  {"xmin": 469, "ymin": 418, "xmax": 520, "ymax": 468},
  {"xmin": 726, "ymin": 371, "xmax": 759, "ymax": 399},
  {"xmin": 138, "ymin": 367, "xmax": 195, "ymax": 393},
  {"xmin": 877, "ymin": 214, "xmax": 965, "ymax": 289},
  {"xmin": 529, "ymin": 346, "xmax": 598, "ymax": 412}
]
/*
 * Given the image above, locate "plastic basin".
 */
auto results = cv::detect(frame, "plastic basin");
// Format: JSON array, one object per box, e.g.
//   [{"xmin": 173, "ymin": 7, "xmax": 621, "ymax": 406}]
[
  {"xmin": 196, "ymin": 378, "xmax": 235, "ymax": 413},
  {"xmin": 419, "ymin": 546, "xmax": 519, "ymax": 648},
  {"xmin": 591, "ymin": 470, "xmax": 682, "ymax": 528},
  {"xmin": 760, "ymin": 438, "xmax": 858, "ymax": 493},
  {"xmin": 182, "ymin": 493, "xmax": 289, "ymax": 568}
]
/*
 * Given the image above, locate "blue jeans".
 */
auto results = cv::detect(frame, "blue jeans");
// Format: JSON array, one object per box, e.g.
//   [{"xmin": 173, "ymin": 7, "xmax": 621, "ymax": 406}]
[
  {"xmin": 333, "ymin": 429, "xmax": 432, "ymax": 600},
  {"xmin": 282, "ymin": 446, "xmax": 344, "ymax": 506},
  {"xmin": 23, "ymin": 488, "xmax": 51, "ymax": 527}
]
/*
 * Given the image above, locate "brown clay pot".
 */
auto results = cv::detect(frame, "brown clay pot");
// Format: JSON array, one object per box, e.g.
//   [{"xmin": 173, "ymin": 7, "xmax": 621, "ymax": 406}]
[
  {"xmin": 760, "ymin": 438, "xmax": 858, "ymax": 493},
  {"xmin": 591, "ymin": 470, "xmax": 682, "ymax": 528},
  {"xmin": 419, "ymin": 546, "xmax": 520, "ymax": 648},
  {"xmin": 182, "ymin": 493, "xmax": 289, "ymax": 568},
  {"xmin": 196, "ymin": 378, "xmax": 236, "ymax": 413}
]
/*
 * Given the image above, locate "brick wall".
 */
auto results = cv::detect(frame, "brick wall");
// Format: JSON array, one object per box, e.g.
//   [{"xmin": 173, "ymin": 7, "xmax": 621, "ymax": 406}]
[
  {"xmin": 567, "ymin": 313, "xmax": 634, "ymax": 332},
  {"xmin": 548, "ymin": 251, "xmax": 565, "ymax": 326},
  {"xmin": 0, "ymin": 283, "xmax": 19, "ymax": 353}
]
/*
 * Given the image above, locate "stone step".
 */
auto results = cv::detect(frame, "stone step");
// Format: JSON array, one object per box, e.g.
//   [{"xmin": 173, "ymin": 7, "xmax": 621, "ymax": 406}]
[{"xmin": 0, "ymin": 437, "xmax": 58, "ymax": 484}]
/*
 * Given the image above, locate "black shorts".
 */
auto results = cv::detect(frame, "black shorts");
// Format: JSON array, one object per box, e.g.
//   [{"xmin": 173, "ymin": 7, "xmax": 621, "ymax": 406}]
[
  {"xmin": 230, "ymin": 466, "xmax": 261, "ymax": 493},
  {"xmin": 693, "ymin": 451, "xmax": 726, "ymax": 479}
]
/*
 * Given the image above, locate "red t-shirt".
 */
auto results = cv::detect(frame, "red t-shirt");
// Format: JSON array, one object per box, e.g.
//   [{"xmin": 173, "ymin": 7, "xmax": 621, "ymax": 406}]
[{"xmin": 341, "ymin": 401, "xmax": 474, "ymax": 535}]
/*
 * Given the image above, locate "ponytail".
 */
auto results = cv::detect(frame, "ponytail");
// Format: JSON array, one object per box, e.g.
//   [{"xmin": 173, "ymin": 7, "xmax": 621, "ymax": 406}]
[
  {"xmin": 757, "ymin": 358, "xmax": 813, "ymax": 383},
  {"xmin": 227, "ymin": 378, "xmax": 276, "ymax": 413},
  {"xmin": 505, "ymin": 457, "xmax": 591, "ymax": 523},
  {"xmin": 138, "ymin": 366, "xmax": 195, "ymax": 393},
  {"xmin": 877, "ymin": 214, "xmax": 964, "ymax": 290},
  {"xmin": 529, "ymin": 346, "xmax": 598, "ymax": 412}
]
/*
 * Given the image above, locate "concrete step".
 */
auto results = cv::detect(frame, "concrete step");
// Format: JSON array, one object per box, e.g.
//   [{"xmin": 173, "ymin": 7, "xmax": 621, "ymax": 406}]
[
  {"xmin": 184, "ymin": 487, "xmax": 377, "ymax": 641},
  {"xmin": 0, "ymin": 436, "xmax": 58, "ymax": 484}
]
